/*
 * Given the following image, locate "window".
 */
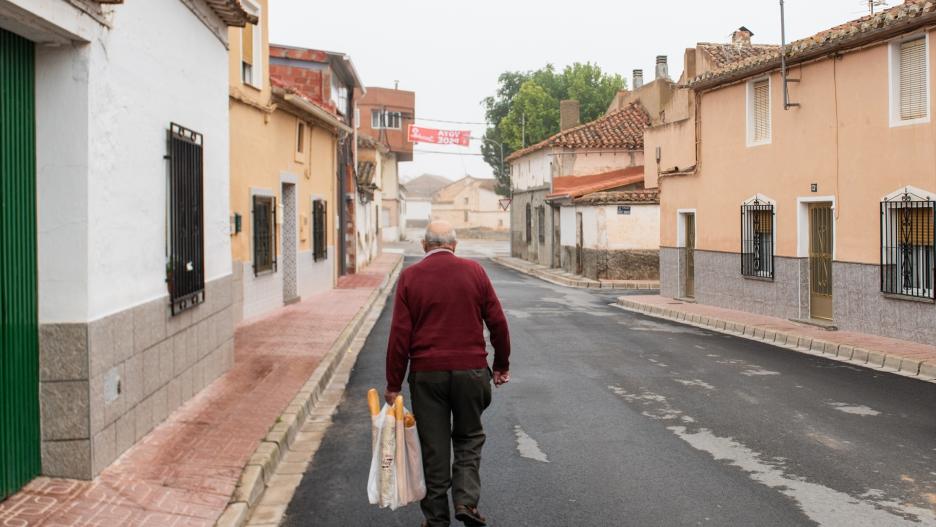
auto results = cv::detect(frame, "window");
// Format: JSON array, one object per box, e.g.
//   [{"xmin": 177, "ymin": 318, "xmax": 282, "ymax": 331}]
[
  {"xmin": 881, "ymin": 189, "xmax": 934, "ymax": 299},
  {"xmin": 313, "ymin": 199, "xmax": 328, "ymax": 261},
  {"xmin": 253, "ymin": 194, "xmax": 276, "ymax": 275},
  {"xmin": 747, "ymin": 78, "xmax": 771, "ymax": 145},
  {"xmin": 463, "ymin": 211, "xmax": 469, "ymax": 223},
  {"xmin": 891, "ymin": 36, "xmax": 929, "ymax": 125},
  {"xmin": 167, "ymin": 123, "xmax": 205, "ymax": 315},
  {"xmin": 330, "ymin": 74, "xmax": 348, "ymax": 115},
  {"xmin": 296, "ymin": 121, "xmax": 305, "ymax": 154},
  {"xmin": 525, "ymin": 203, "xmax": 532, "ymax": 242},
  {"xmin": 240, "ymin": 1, "xmax": 262, "ymax": 88},
  {"xmin": 464, "ymin": 197, "xmax": 469, "ymax": 205},
  {"xmin": 371, "ymin": 109, "xmax": 402, "ymax": 129},
  {"xmin": 741, "ymin": 200, "xmax": 775, "ymax": 279},
  {"xmin": 537, "ymin": 206, "xmax": 546, "ymax": 243}
]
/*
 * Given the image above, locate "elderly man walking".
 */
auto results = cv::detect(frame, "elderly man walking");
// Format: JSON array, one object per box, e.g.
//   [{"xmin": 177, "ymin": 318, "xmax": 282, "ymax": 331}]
[{"xmin": 385, "ymin": 221, "xmax": 511, "ymax": 527}]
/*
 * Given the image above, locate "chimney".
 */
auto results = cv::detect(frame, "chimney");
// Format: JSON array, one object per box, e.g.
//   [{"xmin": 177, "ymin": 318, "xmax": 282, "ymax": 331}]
[
  {"xmin": 732, "ymin": 26, "xmax": 753, "ymax": 48},
  {"xmin": 655, "ymin": 56, "xmax": 669, "ymax": 80},
  {"xmin": 633, "ymin": 69, "xmax": 644, "ymax": 89},
  {"xmin": 560, "ymin": 99, "xmax": 581, "ymax": 131}
]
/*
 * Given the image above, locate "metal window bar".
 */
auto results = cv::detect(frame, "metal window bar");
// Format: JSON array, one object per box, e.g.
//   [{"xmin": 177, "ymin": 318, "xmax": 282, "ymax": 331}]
[
  {"xmin": 313, "ymin": 199, "xmax": 327, "ymax": 261},
  {"xmin": 740, "ymin": 202, "xmax": 775, "ymax": 279},
  {"xmin": 880, "ymin": 193, "xmax": 934, "ymax": 299},
  {"xmin": 167, "ymin": 123, "xmax": 205, "ymax": 316}
]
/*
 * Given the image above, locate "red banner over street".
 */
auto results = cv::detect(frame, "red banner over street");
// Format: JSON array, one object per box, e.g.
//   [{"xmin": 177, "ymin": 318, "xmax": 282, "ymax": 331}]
[{"xmin": 407, "ymin": 125, "xmax": 471, "ymax": 147}]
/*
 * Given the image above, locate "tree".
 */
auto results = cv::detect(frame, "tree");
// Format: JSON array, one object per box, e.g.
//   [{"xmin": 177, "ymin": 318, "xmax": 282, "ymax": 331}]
[{"xmin": 482, "ymin": 63, "xmax": 626, "ymax": 195}]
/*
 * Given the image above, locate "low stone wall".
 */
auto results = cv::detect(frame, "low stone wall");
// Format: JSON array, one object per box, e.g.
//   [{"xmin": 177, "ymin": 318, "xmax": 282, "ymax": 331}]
[
  {"xmin": 581, "ymin": 248, "xmax": 659, "ymax": 281},
  {"xmin": 39, "ymin": 275, "xmax": 235, "ymax": 479}
]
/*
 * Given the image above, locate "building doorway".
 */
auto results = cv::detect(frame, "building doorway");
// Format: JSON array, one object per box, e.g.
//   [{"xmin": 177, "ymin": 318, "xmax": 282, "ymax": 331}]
[
  {"xmin": 809, "ymin": 202, "xmax": 833, "ymax": 320},
  {"xmin": 281, "ymin": 182, "xmax": 298, "ymax": 304},
  {"xmin": 684, "ymin": 213, "xmax": 696, "ymax": 299},
  {"xmin": 0, "ymin": 27, "xmax": 40, "ymax": 500},
  {"xmin": 552, "ymin": 207, "xmax": 561, "ymax": 268}
]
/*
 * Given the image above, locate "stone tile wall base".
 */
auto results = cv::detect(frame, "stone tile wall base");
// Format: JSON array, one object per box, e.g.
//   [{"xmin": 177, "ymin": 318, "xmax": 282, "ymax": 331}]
[
  {"xmin": 39, "ymin": 275, "xmax": 235, "ymax": 480},
  {"xmin": 581, "ymin": 248, "xmax": 659, "ymax": 281}
]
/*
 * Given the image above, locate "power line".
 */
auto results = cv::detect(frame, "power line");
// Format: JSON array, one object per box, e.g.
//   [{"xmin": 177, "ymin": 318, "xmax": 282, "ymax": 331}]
[
  {"xmin": 413, "ymin": 149, "xmax": 486, "ymax": 156},
  {"xmin": 412, "ymin": 116, "xmax": 492, "ymax": 126}
]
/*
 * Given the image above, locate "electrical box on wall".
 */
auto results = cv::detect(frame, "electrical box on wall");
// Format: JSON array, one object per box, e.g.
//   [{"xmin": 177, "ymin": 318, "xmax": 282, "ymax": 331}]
[{"xmin": 811, "ymin": 183, "xmax": 818, "ymax": 193}]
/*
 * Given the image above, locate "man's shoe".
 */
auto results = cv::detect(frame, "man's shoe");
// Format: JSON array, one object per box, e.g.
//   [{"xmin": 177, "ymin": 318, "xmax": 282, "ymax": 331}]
[{"xmin": 454, "ymin": 505, "xmax": 487, "ymax": 526}]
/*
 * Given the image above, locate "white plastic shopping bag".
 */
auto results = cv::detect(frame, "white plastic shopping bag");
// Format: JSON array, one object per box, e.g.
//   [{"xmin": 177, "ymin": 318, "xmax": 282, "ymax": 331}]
[{"xmin": 367, "ymin": 390, "xmax": 426, "ymax": 510}]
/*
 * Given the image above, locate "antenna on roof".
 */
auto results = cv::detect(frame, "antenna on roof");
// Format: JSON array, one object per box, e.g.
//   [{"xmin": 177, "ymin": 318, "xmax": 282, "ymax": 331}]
[
  {"xmin": 866, "ymin": 0, "xmax": 889, "ymax": 15},
  {"xmin": 780, "ymin": 0, "xmax": 800, "ymax": 110}
]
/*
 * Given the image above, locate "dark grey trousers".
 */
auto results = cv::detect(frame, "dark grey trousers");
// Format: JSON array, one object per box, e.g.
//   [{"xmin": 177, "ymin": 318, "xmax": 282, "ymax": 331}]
[{"xmin": 408, "ymin": 368, "xmax": 492, "ymax": 527}]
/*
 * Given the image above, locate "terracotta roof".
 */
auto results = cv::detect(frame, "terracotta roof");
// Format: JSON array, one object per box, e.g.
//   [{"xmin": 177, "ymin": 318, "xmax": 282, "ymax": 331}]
[
  {"xmin": 547, "ymin": 166, "xmax": 645, "ymax": 200},
  {"xmin": 697, "ymin": 42, "xmax": 779, "ymax": 69},
  {"xmin": 357, "ymin": 133, "xmax": 389, "ymax": 153},
  {"xmin": 478, "ymin": 178, "xmax": 496, "ymax": 192},
  {"xmin": 403, "ymin": 174, "xmax": 451, "ymax": 198},
  {"xmin": 204, "ymin": 0, "xmax": 257, "ymax": 26},
  {"xmin": 506, "ymin": 103, "xmax": 649, "ymax": 162},
  {"xmin": 573, "ymin": 189, "xmax": 660, "ymax": 206},
  {"xmin": 690, "ymin": 0, "xmax": 936, "ymax": 89}
]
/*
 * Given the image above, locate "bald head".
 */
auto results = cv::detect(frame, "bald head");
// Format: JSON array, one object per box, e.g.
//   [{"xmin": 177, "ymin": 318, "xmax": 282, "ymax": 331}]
[{"xmin": 423, "ymin": 221, "xmax": 457, "ymax": 253}]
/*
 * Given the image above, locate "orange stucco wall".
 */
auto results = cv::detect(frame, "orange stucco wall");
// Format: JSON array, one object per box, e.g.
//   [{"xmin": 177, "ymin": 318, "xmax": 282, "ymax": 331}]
[{"xmin": 662, "ymin": 29, "xmax": 936, "ymax": 265}]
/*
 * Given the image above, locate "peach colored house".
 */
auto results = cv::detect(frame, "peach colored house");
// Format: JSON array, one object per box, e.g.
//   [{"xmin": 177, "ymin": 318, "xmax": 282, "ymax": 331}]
[
  {"xmin": 228, "ymin": 7, "xmax": 362, "ymax": 321},
  {"xmin": 652, "ymin": 3, "xmax": 936, "ymax": 346}
]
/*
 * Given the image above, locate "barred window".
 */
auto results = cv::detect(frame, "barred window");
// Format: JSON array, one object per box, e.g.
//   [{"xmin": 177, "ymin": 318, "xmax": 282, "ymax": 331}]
[
  {"xmin": 313, "ymin": 199, "xmax": 327, "ymax": 261},
  {"xmin": 537, "ymin": 206, "xmax": 546, "ymax": 243},
  {"xmin": 881, "ymin": 191, "xmax": 934, "ymax": 299},
  {"xmin": 741, "ymin": 200, "xmax": 774, "ymax": 279},
  {"xmin": 167, "ymin": 123, "xmax": 205, "ymax": 315},
  {"xmin": 253, "ymin": 195, "xmax": 277, "ymax": 275},
  {"xmin": 525, "ymin": 203, "xmax": 532, "ymax": 242}
]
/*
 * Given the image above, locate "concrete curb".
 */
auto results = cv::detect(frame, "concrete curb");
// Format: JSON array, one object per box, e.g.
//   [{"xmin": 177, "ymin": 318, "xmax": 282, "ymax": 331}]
[
  {"xmin": 492, "ymin": 256, "xmax": 659, "ymax": 290},
  {"xmin": 215, "ymin": 256, "xmax": 405, "ymax": 527},
  {"xmin": 614, "ymin": 298, "xmax": 936, "ymax": 385}
]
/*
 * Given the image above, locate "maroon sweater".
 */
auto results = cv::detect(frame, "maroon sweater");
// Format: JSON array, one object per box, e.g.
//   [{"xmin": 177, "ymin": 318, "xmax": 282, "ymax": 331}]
[{"xmin": 385, "ymin": 251, "xmax": 511, "ymax": 392}]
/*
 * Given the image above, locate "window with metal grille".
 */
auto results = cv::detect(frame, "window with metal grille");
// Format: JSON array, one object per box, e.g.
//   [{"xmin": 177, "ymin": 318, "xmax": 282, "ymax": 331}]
[
  {"xmin": 537, "ymin": 206, "xmax": 545, "ymax": 243},
  {"xmin": 253, "ymin": 195, "xmax": 277, "ymax": 275},
  {"xmin": 749, "ymin": 79, "xmax": 770, "ymax": 144},
  {"xmin": 881, "ymin": 190, "xmax": 934, "ymax": 299},
  {"xmin": 313, "ymin": 199, "xmax": 327, "ymax": 261},
  {"xmin": 167, "ymin": 123, "xmax": 205, "ymax": 315},
  {"xmin": 371, "ymin": 109, "xmax": 402, "ymax": 129},
  {"xmin": 525, "ymin": 203, "xmax": 532, "ymax": 242},
  {"xmin": 898, "ymin": 37, "xmax": 928, "ymax": 121},
  {"xmin": 741, "ymin": 200, "xmax": 774, "ymax": 279}
]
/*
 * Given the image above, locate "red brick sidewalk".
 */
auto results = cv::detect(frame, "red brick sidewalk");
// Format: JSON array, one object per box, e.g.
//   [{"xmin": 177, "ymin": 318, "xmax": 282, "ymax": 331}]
[
  {"xmin": 0, "ymin": 254, "xmax": 402, "ymax": 527},
  {"xmin": 618, "ymin": 295, "xmax": 936, "ymax": 381}
]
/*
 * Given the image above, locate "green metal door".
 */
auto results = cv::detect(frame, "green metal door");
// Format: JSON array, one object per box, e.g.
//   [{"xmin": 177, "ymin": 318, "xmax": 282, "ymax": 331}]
[{"xmin": 0, "ymin": 27, "xmax": 40, "ymax": 500}]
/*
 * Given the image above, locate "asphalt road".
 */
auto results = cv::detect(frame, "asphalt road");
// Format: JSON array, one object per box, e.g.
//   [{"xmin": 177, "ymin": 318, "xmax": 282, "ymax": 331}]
[{"xmin": 283, "ymin": 256, "xmax": 936, "ymax": 527}]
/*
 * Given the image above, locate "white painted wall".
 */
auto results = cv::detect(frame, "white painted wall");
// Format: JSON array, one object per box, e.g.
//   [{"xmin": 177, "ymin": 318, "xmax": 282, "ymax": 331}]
[
  {"xmin": 34, "ymin": 0, "xmax": 232, "ymax": 322},
  {"xmin": 559, "ymin": 204, "xmax": 659, "ymax": 250},
  {"xmin": 405, "ymin": 198, "xmax": 432, "ymax": 224},
  {"xmin": 510, "ymin": 149, "xmax": 552, "ymax": 191},
  {"xmin": 297, "ymin": 247, "xmax": 334, "ymax": 300}
]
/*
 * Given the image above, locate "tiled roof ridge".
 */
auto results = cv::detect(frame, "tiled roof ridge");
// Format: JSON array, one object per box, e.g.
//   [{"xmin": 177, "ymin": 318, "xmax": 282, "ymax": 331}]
[
  {"xmin": 573, "ymin": 189, "xmax": 660, "ymax": 205},
  {"xmin": 690, "ymin": 0, "xmax": 936, "ymax": 88},
  {"xmin": 506, "ymin": 102, "xmax": 649, "ymax": 162},
  {"xmin": 270, "ymin": 75, "xmax": 335, "ymax": 115}
]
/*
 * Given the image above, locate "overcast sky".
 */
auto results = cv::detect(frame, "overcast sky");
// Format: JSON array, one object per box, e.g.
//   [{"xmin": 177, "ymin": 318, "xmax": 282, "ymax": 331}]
[{"xmin": 271, "ymin": 0, "xmax": 882, "ymax": 182}]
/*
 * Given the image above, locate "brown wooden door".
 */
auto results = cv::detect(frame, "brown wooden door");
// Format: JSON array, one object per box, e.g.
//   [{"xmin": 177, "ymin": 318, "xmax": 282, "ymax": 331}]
[
  {"xmin": 809, "ymin": 203, "xmax": 834, "ymax": 320},
  {"xmin": 685, "ymin": 214, "xmax": 695, "ymax": 298}
]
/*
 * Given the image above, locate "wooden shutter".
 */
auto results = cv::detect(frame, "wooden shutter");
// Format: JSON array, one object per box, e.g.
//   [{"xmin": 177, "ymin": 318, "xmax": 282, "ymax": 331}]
[
  {"xmin": 242, "ymin": 23, "xmax": 254, "ymax": 66},
  {"xmin": 900, "ymin": 38, "xmax": 927, "ymax": 120},
  {"xmin": 909, "ymin": 206, "xmax": 934, "ymax": 246},
  {"xmin": 753, "ymin": 80, "xmax": 770, "ymax": 142},
  {"xmin": 754, "ymin": 210, "xmax": 772, "ymax": 234}
]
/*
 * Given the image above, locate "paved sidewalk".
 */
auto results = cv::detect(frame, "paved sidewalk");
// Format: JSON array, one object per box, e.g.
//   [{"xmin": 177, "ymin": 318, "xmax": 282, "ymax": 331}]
[
  {"xmin": 617, "ymin": 295, "xmax": 936, "ymax": 383},
  {"xmin": 493, "ymin": 255, "xmax": 659, "ymax": 290},
  {"xmin": 0, "ymin": 254, "xmax": 402, "ymax": 527}
]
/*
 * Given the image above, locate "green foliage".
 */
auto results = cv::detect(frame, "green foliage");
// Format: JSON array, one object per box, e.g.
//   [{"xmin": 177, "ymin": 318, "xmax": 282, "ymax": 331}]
[{"xmin": 481, "ymin": 63, "xmax": 626, "ymax": 195}]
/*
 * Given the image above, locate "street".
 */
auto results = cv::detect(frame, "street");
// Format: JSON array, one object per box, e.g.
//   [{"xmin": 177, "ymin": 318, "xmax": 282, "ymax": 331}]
[{"xmin": 283, "ymin": 256, "xmax": 936, "ymax": 527}]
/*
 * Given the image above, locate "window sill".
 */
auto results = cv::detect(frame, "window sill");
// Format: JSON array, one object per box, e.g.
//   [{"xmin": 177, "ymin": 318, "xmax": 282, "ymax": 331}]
[
  {"xmin": 881, "ymin": 292, "xmax": 935, "ymax": 304},
  {"xmin": 742, "ymin": 274, "xmax": 774, "ymax": 283},
  {"xmin": 242, "ymin": 81, "xmax": 262, "ymax": 92},
  {"xmin": 254, "ymin": 269, "xmax": 276, "ymax": 277},
  {"xmin": 889, "ymin": 115, "xmax": 930, "ymax": 128}
]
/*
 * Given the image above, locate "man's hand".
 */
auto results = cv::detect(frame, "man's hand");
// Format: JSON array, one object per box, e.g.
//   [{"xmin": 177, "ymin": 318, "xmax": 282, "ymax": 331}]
[
  {"xmin": 384, "ymin": 389, "xmax": 400, "ymax": 406},
  {"xmin": 493, "ymin": 370, "xmax": 510, "ymax": 386}
]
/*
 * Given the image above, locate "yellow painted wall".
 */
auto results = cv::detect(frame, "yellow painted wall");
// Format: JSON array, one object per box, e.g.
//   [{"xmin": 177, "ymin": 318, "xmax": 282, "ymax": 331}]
[{"xmin": 661, "ymin": 29, "xmax": 936, "ymax": 265}]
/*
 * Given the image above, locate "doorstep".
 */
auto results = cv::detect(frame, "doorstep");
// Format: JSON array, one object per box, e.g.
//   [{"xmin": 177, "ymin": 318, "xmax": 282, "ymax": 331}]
[
  {"xmin": 0, "ymin": 253, "xmax": 404, "ymax": 527},
  {"xmin": 493, "ymin": 255, "xmax": 660, "ymax": 290},
  {"xmin": 615, "ymin": 295, "xmax": 936, "ymax": 383}
]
